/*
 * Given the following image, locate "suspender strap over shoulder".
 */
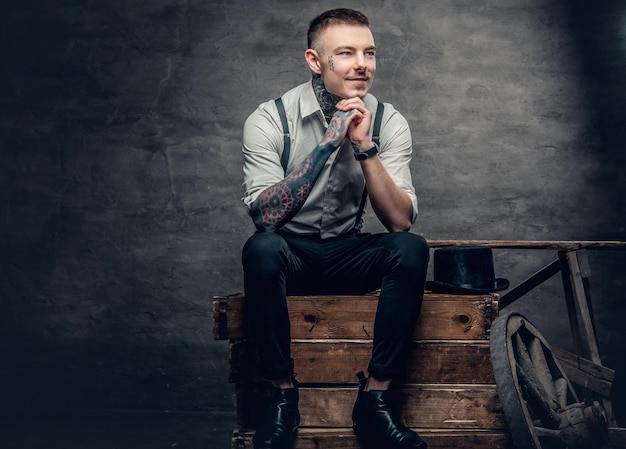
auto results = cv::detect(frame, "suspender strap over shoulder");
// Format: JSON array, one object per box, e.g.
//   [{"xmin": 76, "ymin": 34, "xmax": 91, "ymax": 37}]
[{"xmin": 275, "ymin": 97, "xmax": 291, "ymax": 173}]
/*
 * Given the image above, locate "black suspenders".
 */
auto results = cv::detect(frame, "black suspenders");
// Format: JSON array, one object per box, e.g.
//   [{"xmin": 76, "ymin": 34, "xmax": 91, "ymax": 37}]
[
  {"xmin": 274, "ymin": 97, "xmax": 384, "ymax": 232},
  {"xmin": 354, "ymin": 100, "xmax": 383, "ymax": 232},
  {"xmin": 274, "ymin": 97, "xmax": 291, "ymax": 173}
]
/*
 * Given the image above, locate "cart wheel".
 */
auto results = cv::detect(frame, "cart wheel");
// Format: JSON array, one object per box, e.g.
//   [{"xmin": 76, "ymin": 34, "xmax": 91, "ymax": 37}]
[{"xmin": 490, "ymin": 311, "xmax": 608, "ymax": 449}]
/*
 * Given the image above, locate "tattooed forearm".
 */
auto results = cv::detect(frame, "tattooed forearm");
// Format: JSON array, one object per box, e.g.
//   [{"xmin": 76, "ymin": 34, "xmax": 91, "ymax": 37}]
[
  {"xmin": 250, "ymin": 109, "xmax": 358, "ymax": 232},
  {"xmin": 251, "ymin": 150, "xmax": 324, "ymax": 232}
]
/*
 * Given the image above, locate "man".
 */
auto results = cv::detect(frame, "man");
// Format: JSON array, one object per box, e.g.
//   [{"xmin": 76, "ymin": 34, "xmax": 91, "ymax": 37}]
[{"xmin": 241, "ymin": 8, "xmax": 429, "ymax": 449}]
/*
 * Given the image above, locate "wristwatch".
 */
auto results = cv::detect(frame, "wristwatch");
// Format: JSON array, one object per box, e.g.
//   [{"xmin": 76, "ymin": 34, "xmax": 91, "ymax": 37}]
[{"xmin": 353, "ymin": 143, "xmax": 379, "ymax": 161}]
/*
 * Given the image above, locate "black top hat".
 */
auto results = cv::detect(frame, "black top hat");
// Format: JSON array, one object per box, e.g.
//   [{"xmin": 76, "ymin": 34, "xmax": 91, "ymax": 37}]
[{"xmin": 425, "ymin": 246, "xmax": 510, "ymax": 295}]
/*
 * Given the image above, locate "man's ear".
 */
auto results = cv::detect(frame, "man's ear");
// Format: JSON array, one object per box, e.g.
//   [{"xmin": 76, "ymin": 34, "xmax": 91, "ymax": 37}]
[{"xmin": 304, "ymin": 49, "xmax": 322, "ymax": 75}]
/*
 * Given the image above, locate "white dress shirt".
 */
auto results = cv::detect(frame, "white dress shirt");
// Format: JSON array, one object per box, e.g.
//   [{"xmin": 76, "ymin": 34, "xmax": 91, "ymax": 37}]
[{"xmin": 242, "ymin": 79, "xmax": 418, "ymax": 238}]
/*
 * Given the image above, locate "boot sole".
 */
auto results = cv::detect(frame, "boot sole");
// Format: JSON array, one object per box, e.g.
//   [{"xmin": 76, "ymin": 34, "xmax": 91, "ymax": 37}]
[{"xmin": 353, "ymin": 424, "xmax": 428, "ymax": 449}]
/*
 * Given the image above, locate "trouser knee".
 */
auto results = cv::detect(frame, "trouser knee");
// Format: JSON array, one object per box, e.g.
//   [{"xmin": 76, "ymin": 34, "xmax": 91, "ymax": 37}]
[
  {"xmin": 242, "ymin": 232, "xmax": 288, "ymax": 280},
  {"xmin": 385, "ymin": 232, "xmax": 429, "ymax": 274}
]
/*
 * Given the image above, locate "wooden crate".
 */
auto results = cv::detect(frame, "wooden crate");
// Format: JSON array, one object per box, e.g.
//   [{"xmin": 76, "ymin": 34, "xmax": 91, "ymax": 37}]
[
  {"xmin": 213, "ymin": 293, "xmax": 513, "ymax": 449},
  {"xmin": 231, "ymin": 428, "xmax": 511, "ymax": 449},
  {"xmin": 235, "ymin": 383, "xmax": 505, "ymax": 429},
  {"xmin": 213, "ymin": 293, "xmax": 498, "ymax": 341},
  {"xmin": 229, "ymin": 339, "xmax": 494, "ymax": 385}
]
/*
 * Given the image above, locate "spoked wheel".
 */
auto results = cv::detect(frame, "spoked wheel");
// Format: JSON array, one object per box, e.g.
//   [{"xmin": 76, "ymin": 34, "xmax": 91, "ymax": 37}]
[{"xmin": 490, "ymin": 311, "xmax": 609, "ymax": 449}]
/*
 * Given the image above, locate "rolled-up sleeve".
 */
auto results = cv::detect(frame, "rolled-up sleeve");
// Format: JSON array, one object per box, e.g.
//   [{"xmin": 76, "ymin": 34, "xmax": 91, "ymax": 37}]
[
  {"xmin": 241, "ymin": 101, "xmax": 285, "ymax": 209},
  {"xmin": 378, "ymin": 104, "xmax": 419, "ymax": 223}
]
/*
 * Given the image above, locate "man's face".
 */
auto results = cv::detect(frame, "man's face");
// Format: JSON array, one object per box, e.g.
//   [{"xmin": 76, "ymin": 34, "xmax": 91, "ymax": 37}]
[{"xmin": 309, "ymin": 24, "xmax": 376, "ymax": 99}]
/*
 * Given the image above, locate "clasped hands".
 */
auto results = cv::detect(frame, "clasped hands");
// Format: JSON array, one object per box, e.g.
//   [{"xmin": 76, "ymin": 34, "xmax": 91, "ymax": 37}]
[{"xmin": 323, "ymin": 97, "xmax": 374, "ymax": 151}]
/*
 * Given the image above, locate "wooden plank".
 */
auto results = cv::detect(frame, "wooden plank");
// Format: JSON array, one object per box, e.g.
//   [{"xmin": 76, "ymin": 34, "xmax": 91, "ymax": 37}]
[
  {"xmin": 552, "ymin": 346, "xmax": 615, "ymax": 397},
  {"xmin": 427, "ymin": 240, "xmax": 626, "ymax": 250},
  {"xmin": 608, "ymin": 427, "xmax": 626, "ymax": 448},
  {"xmin": 213, "ymin": 293, "xmax": 245, "ymax": 340},
  {"xmin": 235, "ymin": 384, "xmax": 506, "ymax": 430},
  {"xmin": 563, "ymin": 250, "xmax": 617, "ymax": 426},
  {"xmin": 566, "ymin": 251, "xmax": 602, "ymax": 363},
  {"xmin": 499, "ymin": 259, "xmax": 561, "ymax": 309},
  {"xmin": 232, "ymin": 427, "xmax": 513, "ymax": 449},
  {"xmin": 229, "ymin": 339, "xmax": 494, "ymax": 384},
  {"xmin": 213, "ymin": 293, "xmax": 498, "ymax": 341}
]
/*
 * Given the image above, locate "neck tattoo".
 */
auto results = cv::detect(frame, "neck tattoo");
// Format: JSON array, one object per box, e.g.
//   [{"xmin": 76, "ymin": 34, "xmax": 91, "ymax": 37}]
[{"xmin": 312, "ymin": 74, "xmax": 342, "ymax": 123}]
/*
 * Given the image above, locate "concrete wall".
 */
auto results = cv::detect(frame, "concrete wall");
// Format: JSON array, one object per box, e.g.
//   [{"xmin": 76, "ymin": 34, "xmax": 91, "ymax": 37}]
[{"xmin": 1, "ymin": 0, "xmax": 625, "ymax": 423}]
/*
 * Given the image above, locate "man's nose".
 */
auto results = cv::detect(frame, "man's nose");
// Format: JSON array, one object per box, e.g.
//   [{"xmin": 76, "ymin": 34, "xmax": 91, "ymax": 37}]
[{"xmin": 354, "ymin": 53, "xmax": 366, "ymax": 69}]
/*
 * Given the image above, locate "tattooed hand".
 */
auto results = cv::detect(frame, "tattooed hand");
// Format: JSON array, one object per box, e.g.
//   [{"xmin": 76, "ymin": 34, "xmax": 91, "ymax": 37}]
[
  {"xmin": 336, "ymin": 97, "xmax": 372, "ymax": 148},
  {"xmin": 320, "ymin": 109, "xmax": 360, "ymax": 149}
]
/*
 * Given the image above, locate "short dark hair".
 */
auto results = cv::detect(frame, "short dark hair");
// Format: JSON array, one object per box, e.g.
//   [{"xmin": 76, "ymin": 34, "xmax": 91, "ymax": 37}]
[{"xmin": 307, "ymin": 8, "xmax": 370, "ymax": 52}]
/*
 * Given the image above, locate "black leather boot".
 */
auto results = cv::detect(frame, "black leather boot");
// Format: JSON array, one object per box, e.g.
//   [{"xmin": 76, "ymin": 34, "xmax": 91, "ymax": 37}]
[
  {"xmin": 352, "ymin": 372, "xmax": 427, "ymax": 449},
  {"xmin": 253, "ymin": 379, "xmax": 300, "ymax": 449}
]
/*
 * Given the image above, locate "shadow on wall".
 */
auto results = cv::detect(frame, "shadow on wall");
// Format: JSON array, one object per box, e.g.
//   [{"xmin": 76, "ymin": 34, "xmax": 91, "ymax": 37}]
[
  {"xmin": 560, "ymin": 0, "xmax": 626, "ymax": 424},
  {"xmin": 0, "ymin": 0, "xmax": 236, "ymax": 412}
]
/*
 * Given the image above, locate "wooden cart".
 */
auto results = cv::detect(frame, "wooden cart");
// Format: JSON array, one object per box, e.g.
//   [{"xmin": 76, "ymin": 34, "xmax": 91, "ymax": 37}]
[{"xmin": 431, "ymin": 240, "xmax": 626, "ymax": 448}]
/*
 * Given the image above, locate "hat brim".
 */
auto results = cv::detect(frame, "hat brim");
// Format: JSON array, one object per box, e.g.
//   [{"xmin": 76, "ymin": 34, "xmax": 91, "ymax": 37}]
[{"xmin": 425, "ymin": 278, "xmax": 510, "ymax": 295}]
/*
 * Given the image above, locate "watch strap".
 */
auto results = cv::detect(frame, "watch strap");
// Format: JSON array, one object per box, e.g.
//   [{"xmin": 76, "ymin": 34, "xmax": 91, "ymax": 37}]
[{"xmin": 353, "ymin": 143, "xmax": 379, "ymax": 160}]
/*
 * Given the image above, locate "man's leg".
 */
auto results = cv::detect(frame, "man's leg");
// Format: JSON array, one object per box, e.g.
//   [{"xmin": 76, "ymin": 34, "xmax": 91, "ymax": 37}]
[
  {"xmin": 242, "ymin": 232, "xmax": 294, "ymax": 381},
  {"xmin": 242, "ymin": 232, "xmax": 303, "ymax": 449},
  {"xmin": 368, "ymin": 232, "xmax": 429, "ymax": 381},
  {"xmin": 318, "ymin": 231, "xmax": 429, "ymax": 379},
  {"xmin": 337, "ymin": 232, "xmax": 429, "ymax": 449}
]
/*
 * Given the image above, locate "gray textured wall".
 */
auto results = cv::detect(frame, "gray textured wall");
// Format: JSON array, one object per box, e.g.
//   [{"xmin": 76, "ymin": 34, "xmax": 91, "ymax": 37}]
[{"xmin": 1, "ymin": 0, "xmax": 625, "ymax": 425}]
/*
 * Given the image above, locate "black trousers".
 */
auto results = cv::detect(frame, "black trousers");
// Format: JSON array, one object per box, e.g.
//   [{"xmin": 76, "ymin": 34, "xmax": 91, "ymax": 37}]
[{"xmin": 241, "ymin": 231, "xmax": 429, "ymax": 381}]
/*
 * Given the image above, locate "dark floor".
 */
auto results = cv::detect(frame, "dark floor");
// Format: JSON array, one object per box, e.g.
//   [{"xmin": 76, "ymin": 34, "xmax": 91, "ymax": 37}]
[
  {"xmin": 0, "ymin": 409, "xmax": 237, "ymax": 449},
  {"xmin": 5, "ymin": 408, "xmax": 624, "ymax": 449}
]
